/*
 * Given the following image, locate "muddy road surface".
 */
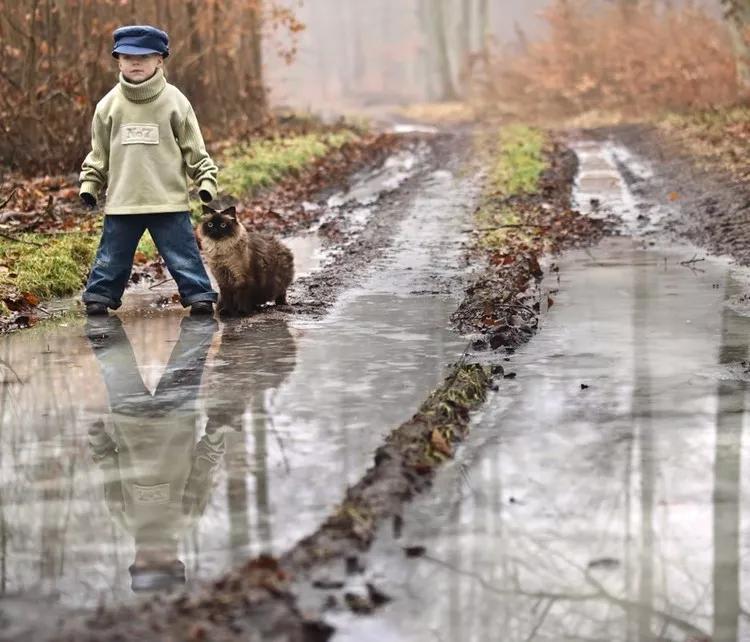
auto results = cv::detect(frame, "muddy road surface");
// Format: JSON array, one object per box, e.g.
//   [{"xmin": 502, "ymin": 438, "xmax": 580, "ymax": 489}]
[
  {"xmin": 331, "ymin": 135, "xmax": 750, "ymax": 642},
  {"xmin": 0, "ymin": 129, "xmax": 479, "ymax": 634},
  {"xmin": 3, "ymin": 125, "xmax": 749, "ymax": 642}
]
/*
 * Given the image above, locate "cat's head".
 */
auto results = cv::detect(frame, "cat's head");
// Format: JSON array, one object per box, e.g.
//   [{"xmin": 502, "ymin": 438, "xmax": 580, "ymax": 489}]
[{"xmin": 200, "ymin": 205, "xmax": 242, "ymax": 241}]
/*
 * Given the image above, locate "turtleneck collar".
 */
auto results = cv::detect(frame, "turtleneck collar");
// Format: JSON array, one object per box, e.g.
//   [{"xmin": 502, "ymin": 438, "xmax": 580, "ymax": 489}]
[{"xmin": 119, "ymin": 68, "xmax": 167, "ymax": 103}]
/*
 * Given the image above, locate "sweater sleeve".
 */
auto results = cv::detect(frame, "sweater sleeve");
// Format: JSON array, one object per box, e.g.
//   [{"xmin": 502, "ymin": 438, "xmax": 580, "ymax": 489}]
[
  {"xmin": 178, "ymin": 105, "xmax": 218, "ymax": 202},
  {"xmin": 79, "ymin": 110, "xmax": 110, "ymax": 202}
]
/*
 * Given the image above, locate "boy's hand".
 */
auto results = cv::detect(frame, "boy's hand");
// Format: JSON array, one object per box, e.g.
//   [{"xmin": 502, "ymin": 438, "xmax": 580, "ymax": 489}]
[
  {"xmin": 198, "ymin": 189, "xmax": 213, "ymax": 204},
  {"xmin": 81, "ymin": 192, "xmax": 97, "ymax": 209}
]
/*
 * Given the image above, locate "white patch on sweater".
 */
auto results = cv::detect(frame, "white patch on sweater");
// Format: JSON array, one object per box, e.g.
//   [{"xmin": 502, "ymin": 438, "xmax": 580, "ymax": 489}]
[
  {"xmin": 133, "ymin": 483, "xmax": 170, "ymax": 504},
  {"xmin": 121, "ymin": 123, "xmax": 159, "ymax": 145}
]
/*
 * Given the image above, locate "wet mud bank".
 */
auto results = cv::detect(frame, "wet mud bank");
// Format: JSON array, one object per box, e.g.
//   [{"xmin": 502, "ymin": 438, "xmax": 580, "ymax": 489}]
[
  {"xmin": 288, "ymin": 131, "xmax": 470, "ymax": 317},
  {"xmin": 453, "ymin": 139, "xmax": 608, "ymax": 343},
  {"xmin": 585, "ymin": 123, "xmax": 750, "ymax": 265}
]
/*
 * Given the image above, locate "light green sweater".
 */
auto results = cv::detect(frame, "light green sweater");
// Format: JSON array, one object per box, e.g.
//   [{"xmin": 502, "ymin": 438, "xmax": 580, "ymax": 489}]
[{"xmin": 80, "ymin": 68, "xmax": 218, "ymax": 215}]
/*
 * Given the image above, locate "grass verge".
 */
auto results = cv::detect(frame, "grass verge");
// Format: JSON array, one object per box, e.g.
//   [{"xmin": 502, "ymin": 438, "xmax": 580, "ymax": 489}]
[
  {"xmin": 661, "ymin": 106, "xmax": 750, "ymax": 181},
  {"xmin": 0, "ymin": 233, "xmax": 96, "ymax": 301},
  {"xmin": 220, "ymin": 131, "xmax": 358, "ymax": 197}
]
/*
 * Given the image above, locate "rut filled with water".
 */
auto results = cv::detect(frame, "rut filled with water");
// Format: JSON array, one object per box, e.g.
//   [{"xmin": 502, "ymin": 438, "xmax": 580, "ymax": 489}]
[{"xmin": 331, "ymin": 140, "xmax": 750, "ymax": 642}]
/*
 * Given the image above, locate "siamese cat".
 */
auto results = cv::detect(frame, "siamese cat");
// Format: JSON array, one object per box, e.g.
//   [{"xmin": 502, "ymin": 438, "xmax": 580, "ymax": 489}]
[{"xmin": 199, "ymin": 205, "xmax": 294, "ymax": 316}]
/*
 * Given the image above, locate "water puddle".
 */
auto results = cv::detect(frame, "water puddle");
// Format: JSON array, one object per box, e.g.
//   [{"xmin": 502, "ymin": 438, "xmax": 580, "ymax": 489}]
[
  {"xmin": 332, "ymin": 236, "xmax": 750, "ymax": 642},
  {"xmin": 331, "ymin": 139, "xmax": 750, "ymax": 641},
  {"xmin": 280, "ymin": 233, "xmax": 324, "ymax": 277},
  {"xmin": 391, "ymin": 123, "xmax": 440, "ymax": 135},
  {"xmin": 326, "ymin": 148, "xmax": 420, "ymax": 209},
  {"xmin": 571, "ymin": 140, "xmax": 669, "ymax": 234},
  {"xmin": 0, "ymin": 163, "xmax": 476, "ymax": 609}
]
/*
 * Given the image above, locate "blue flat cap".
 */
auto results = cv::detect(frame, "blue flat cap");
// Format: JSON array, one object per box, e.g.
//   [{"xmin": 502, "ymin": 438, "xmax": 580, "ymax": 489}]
[{"xmin": 112, "ymin": 25, "xmax": 169, "ymax": 58}]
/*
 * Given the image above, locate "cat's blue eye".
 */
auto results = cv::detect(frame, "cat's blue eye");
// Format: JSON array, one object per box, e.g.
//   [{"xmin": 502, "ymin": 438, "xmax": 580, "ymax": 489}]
[
  {"xmin": 207, "ymin": 222, "xmax": 213, "ymax": 227},
  {"xmin": 220, "ymin": 223, "xmax": 227, "ymax": 228}
]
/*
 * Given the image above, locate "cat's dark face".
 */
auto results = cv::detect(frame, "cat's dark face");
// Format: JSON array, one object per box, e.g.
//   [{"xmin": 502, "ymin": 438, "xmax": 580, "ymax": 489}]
[{"xmin": 200, "ymin": 206, "xmax": 241, "ymax": 241}]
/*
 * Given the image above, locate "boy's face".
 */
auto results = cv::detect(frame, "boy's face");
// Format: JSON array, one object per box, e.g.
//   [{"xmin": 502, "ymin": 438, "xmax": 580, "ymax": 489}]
[{"xmin": 118, "ymin": 53, "xmax": 163, "ymax": 83}]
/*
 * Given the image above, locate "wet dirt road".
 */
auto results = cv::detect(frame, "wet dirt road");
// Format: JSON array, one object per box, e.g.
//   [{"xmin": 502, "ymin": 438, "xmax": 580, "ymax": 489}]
[
  {"xmin": 330, "ymin": 140, "xmax": 750, "ymax": 642},
  {"xmin": 0, "ymin": 138, "xmax": 477, "ymax": 616}
]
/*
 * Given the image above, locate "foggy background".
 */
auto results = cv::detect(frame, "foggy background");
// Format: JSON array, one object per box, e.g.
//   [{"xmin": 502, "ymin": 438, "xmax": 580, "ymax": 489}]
[{"xmin": 265, "ymin": 0, "xmax": 724, "ymax": 112}]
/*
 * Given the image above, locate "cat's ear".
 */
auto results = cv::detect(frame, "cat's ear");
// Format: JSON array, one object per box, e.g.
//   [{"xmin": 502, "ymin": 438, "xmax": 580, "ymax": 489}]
[
  {"xmin": 222, "ymin": 206, "xmax": 237, "ymax": 220},
  {"xmin": 202, "ymin": 204, "xmax": 217, "ymax": 216}
]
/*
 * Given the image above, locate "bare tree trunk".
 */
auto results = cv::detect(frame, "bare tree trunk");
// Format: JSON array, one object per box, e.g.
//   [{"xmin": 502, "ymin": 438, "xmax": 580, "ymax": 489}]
[
  {"xmin": 417, "ymin": 0, "xmax": 436, "ymax": 101},
  {"xmin": 723, "ymin": 0, "xmax": 750, "ymax": 90},
  {"xmin": 243, "ymin": 0, "xmax": 267, "ymax": 125},
  {"xmin": 460, "ymin": 0, "xmax": 473, "ymax": 57},
  {"xmin": 477, "ymin": 0, "xmax": 490, "ymax": 53},
  {"xmin": 183, "ymin": 0, "xmax": 203, "ymax": 99},
  {"xmin": 432, "ymin": 0, "xmax": 458, "ymax": 100}
]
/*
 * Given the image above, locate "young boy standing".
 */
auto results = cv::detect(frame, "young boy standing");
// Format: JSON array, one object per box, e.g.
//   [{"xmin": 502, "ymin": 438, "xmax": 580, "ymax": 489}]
[{"xmin": 80, "ymin": 25, "xmax": 218, "ymax": 316}]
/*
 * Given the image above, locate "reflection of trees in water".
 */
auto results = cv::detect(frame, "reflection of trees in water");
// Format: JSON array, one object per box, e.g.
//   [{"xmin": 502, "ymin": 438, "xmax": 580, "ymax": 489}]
[
  {"xmin": 712, "ymin": 276, "xmax": 744, "ymax": 642},
  {"xmin": 402, "ymin": 255, "xmax": 743, "ymax": 642},
  {"xmin": 0, "ymin": 324, "xmax": 103, "ymax": 597},
  {"xmin": 205, "ymin": 319, "xmax": 297, "ymax": 557},
  {"xmin": 633, "ymin": 250, "xmax": 654, "ymax": 642}
]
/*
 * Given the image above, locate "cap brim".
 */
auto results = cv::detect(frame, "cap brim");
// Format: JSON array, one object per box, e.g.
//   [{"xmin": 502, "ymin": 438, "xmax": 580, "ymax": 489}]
[{"xmin": 112, "ymin": 44, "xmax": 168, "ymax": 58}]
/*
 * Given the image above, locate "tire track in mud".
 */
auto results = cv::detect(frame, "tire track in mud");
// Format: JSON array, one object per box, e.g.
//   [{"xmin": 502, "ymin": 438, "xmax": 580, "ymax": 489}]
[{"xmin": 582, "ymin": 123, "xmax": 750, "ymax": 264}]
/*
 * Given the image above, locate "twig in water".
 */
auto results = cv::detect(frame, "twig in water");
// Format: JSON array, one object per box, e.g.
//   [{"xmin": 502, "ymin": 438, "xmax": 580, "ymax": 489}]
[
  {"xmin": 679, "ymin": 254, "xmax": 705, "ymax": 266},
  {"xmin": 148, "ymin": 277, "xmax": 174, "ymax": 290}
]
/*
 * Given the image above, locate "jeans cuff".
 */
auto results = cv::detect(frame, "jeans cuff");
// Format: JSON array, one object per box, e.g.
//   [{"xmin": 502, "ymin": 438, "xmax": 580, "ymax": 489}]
[
  {"xmin": 82, "ymin": 292, "xmax": 121, "ymax": 309},
  {"xmin": 182, "ymin": 292, "xmax": 218, "ymax": 307}
]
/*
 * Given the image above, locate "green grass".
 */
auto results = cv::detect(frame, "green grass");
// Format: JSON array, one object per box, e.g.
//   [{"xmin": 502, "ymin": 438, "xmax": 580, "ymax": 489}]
[
  {"xmin": 476, "ymin": 125, "xmax": 549, "ymax": 249},
  {"xmin": 221, "ymin": 131, "xmax": 358, "ymax": 197},
  {"xmin": 0, "ymin": 233, "xmax": 97, "ymax": 299},
  {"xmin": 489, "ymin": 125, "xmax": 546, "ymax": 195},
  {"xmin": 136, "ymin": 231, "xmax": 158, "ymax": 260}
]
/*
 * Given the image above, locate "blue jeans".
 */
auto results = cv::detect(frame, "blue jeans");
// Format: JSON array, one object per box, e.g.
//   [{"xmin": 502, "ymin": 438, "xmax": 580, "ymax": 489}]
[{"xmin": 83, "ymin": 213, "xmax": 217, "ymax": 309}]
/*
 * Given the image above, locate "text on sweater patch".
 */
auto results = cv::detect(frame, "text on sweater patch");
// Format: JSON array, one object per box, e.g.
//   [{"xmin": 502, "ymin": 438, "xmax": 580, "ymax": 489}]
[
  {"xmin": 133, "ymin": 483, "xmax": 170, "ymax": 504},
  {"xmin": 121, "ymin": 123, "xmax": 159, "ymax": 145}
]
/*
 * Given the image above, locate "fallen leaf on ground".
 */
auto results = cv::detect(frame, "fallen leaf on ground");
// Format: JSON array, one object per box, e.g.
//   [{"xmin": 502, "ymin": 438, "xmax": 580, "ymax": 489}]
[{"xmin": 430, "ymin": 428, "xmax": 452, "ymax": 457}]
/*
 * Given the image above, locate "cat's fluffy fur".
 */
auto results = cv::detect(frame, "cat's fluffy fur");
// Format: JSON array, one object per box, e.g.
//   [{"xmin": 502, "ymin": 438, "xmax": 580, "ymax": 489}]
[{"xmin": 198, "ymin": 205, "xmax": 294, "ymax": 316}]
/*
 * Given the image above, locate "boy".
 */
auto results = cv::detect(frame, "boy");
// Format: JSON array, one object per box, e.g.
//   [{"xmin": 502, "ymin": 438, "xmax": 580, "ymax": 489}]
[{"xmin": 80, "ymin": 25, "xmax": 218, "ymax": 316}]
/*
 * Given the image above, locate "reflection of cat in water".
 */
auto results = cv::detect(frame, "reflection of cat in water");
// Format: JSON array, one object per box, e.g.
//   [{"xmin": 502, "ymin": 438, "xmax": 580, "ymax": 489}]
[
  {"xmin": 205, "ymin": 318, "xmax": 298, "ymax": 433},
  {"xmin": 205, "ymin": 318, "xmax": 298, "ymax": 554},
  {"xmin": 86, "ymin": 315, "xmax": 221, "ymax": 593}
]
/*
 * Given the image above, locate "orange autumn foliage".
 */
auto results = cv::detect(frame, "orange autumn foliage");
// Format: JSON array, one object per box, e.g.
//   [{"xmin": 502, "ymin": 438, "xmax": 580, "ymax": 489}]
[
  {"xmin": 0, "ymin": 0, "xmax": 304, "ymax": 175},
  {"xmin": 473, "ymin": 0, "xmax": 739, "ymax": 119}
]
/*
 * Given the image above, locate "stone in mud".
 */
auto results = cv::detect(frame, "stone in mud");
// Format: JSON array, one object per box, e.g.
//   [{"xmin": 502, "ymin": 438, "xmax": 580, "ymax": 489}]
[
  {"xmin": 312, "ymin": 578, "xmax": 345, "ymax": 590},
  {"xmin": 403, "ymin": 545, "xmax": 427, "ymax": 558},
  {"xmin": 471, "ymin": 337, "xmax": 488, "ymax": 351},
  {"xmin": 366, "ymin": 583, "xmax": 391, "ymax": 607}
]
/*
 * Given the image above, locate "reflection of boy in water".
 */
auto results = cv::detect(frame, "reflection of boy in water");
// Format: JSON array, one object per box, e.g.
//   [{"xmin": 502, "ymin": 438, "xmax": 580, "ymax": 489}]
[{"xmin": 86, "ymin": 315, "xmax": 221, "ymax": 593}]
